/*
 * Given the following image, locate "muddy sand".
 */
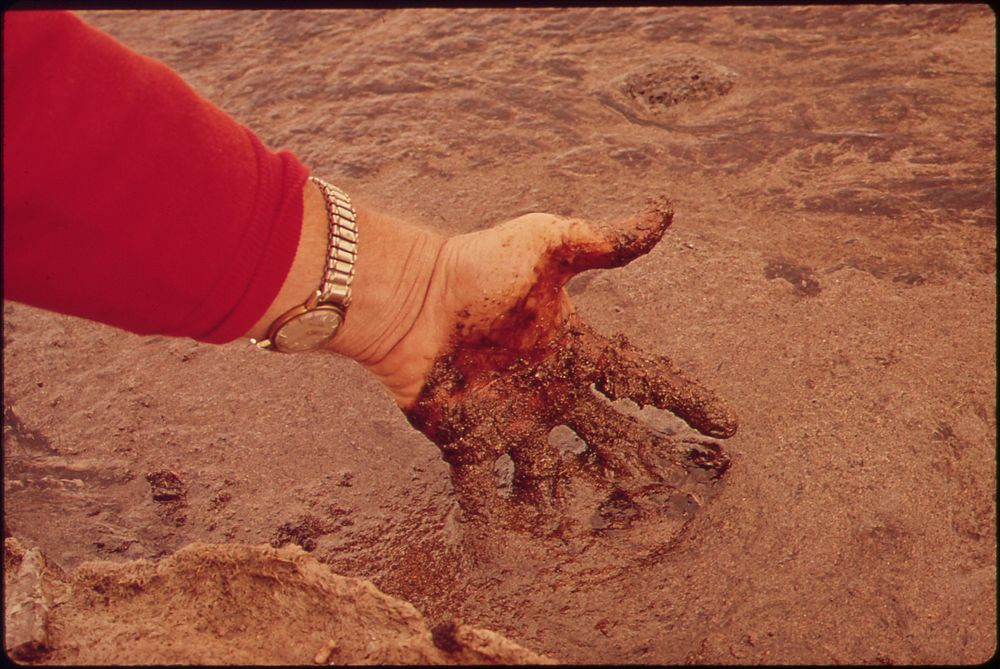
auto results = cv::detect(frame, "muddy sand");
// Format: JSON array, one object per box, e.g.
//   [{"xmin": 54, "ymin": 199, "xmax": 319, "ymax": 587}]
[{"xmin": 3, "ymin": 6, "xmax": 996, "ymax": 665}]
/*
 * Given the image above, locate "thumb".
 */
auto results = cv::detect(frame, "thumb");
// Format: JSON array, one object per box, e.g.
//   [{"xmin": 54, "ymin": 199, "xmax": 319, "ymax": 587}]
[{"xmin": 547, "ymin": 196, "xmax": 674, "ymax": 282}]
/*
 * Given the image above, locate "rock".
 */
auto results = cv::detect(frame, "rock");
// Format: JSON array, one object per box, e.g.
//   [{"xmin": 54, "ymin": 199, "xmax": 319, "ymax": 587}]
[
  {"xmin": 312, "ymin": 638, "xmax": 338, "ymax": 664},
  {"xmin": 3, "ymin": 541, "xmax": 555, "ymax": 665},
  {"xmin": 3, "ymin": 537, "xmax": 67, "ymax": 661}
]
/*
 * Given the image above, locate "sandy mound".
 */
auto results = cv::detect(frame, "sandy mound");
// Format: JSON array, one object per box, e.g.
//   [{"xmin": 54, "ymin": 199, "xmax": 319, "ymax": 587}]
[{"xmin": 4, "ymin": 537, "xmax": 553, "ymax": 665}]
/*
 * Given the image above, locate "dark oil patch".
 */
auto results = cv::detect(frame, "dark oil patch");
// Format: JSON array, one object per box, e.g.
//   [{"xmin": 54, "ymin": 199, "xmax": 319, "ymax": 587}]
[
  {"xmin": 430, "ymin": 621, "xmax": 463, "ymax": 653},
  {"xmin": 892, "ymin": 272, "xmax": 926, "ymax": 286},
  {"xmin": 270, "ymin": 514, "xmax": 327, "ymax": 552},
  {"xmin": 591, "ymin": 488, "xmax": 641, "ymax": 531},
  {"xmin": 598, "ymin": 56, "xmax": 736, "ymax": 127},
  {"xmin": 144, "ymin": 470, "xmax": 188, "ymax": 527},
  {"xmin": 801, "ymin": 190, "xmax": 904, "ymax": 218},
  {"xmin": 3, "ymin": 404, "xmax": 56, "ymax": 454},
  {"xmin": 144, "ymin": 470, "xmax": 187, "ymax": 502},
  {"xmin": 618, "ymin": 57, "xmax": 736, "ymax": 111}
]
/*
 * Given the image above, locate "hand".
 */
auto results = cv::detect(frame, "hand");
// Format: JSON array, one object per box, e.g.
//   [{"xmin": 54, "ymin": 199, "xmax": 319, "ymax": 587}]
[{"xmin": 329, "ymin": 197, "xmax": 738, "ymax": 525}]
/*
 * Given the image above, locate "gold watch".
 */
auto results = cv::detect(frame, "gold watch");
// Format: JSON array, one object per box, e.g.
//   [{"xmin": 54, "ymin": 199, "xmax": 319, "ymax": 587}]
[{"xmin": 252, "ymin": 176, "xmax": 358, "ymax": 353}]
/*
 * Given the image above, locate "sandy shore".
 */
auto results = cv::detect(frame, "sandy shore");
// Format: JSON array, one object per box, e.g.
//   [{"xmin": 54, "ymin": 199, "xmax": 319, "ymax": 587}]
[{"xmin": 3, "ymin": 6, "xmax": 995, "ymax": 664}]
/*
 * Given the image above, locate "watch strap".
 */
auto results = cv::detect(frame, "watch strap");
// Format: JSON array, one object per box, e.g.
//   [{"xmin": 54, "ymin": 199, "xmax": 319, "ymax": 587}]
[
  {"xmin": 311, "ymin": 175, "xmax": 358, "ymax": 309},
  {"xmin": 251, "ymin": 177, "xmax": 358, "ymax": 351}
]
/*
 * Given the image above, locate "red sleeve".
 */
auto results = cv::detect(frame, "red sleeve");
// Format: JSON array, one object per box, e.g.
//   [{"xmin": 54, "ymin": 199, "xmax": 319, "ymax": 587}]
[{"xmin": 2, "ymin": 10, "xmax": 310, "ymax": 343}]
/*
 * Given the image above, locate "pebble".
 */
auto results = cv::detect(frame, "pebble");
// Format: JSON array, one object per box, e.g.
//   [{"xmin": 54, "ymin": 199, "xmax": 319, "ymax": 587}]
[{"xmin": 313, "ymin": 639, "xmax": 338, "ymax": 664}]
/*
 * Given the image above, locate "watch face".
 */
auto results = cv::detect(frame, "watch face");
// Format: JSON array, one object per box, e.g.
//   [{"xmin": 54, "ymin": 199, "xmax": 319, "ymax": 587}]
[{"xmin": 274, "ymin": 307, "xmax": 343, "ymax": 353}]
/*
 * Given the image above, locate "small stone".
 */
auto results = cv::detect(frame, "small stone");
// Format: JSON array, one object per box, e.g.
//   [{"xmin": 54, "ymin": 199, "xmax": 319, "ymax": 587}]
[
  {"xmin": 313, "ymin": 639, "xmax": 337, "ymax": 664},
  {"xmin": 4, "ymin": 540, "xmax": 53, "ymax": 661}
]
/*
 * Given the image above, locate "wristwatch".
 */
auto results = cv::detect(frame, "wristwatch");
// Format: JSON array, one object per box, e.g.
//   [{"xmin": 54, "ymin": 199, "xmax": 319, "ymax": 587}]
[{"xmin": 252, "ymin": 176, "xmax": 358, "ymax": 353}]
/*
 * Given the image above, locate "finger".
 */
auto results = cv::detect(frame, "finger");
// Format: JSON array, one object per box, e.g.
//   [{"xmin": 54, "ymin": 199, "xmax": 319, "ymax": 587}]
[
  {"xmin": 509, "ymin": 428, "xmax": 561, "ymax": 505},
  {"xmin": 449, "ymin": 459, "xmax": 503, "ymax": 519},
  {"xmin": 567, "ymin": 392, "xmax": 731, "ymax": 485},
  {"xmin": 546, "ymin": 196, "xmax": 674, "ymax": 280},
  {"xmin": 593, "ymin": 333, "xmax": 739, "ymax": 439},
  {"xmin": 563, "ymin": 393, "xmax": 658, "ymax": 481},
  {"xmin": 437, "ymin": 418, "xmax": 509, "ymax": 517},
  {"xmin": 557, "ymin": 315, "xmax": 608, "ymax": 385},
  {"xmin": 562, "ymin": 321, "xmax": 738, "ymax": 439}
]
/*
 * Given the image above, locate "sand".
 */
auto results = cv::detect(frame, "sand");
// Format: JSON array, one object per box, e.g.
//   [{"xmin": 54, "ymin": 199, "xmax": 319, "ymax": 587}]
[{"xmin": 3, "ymin": 5, "xmax": 995, "ymax": 664}]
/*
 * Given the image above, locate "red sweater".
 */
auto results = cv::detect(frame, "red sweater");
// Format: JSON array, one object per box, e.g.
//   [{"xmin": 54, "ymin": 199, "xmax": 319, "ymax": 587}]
[{"xmin": 3, "ymin": 10, "xmax": 309, "ymax": 343}]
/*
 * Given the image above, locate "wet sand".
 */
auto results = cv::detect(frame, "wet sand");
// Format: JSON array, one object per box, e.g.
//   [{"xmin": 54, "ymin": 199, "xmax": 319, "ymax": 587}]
[{"xmin": 3, "ymin": 6, "xmax": 996, "ymax": 664}]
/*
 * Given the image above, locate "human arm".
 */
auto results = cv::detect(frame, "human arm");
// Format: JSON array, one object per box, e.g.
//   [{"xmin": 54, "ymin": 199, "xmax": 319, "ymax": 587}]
[{"xmin": 3, "ymin": 9, "xmax": 307, "ymax": 342}]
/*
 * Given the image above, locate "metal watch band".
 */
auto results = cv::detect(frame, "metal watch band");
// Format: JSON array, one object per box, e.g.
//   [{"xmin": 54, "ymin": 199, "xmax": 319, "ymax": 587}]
[
  {"xmin": 250, "ymin": 177, "xmax": 358, "ymax": 351},
  {"xmin": 310, "ymin": 175, "xmax": 358, "ymax": 309}
]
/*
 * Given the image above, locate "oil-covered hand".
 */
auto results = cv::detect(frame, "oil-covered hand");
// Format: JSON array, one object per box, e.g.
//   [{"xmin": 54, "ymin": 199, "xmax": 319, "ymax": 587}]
[{"xmin": 332, "ymin": 198, "xmax": 738, "ymax": 522}]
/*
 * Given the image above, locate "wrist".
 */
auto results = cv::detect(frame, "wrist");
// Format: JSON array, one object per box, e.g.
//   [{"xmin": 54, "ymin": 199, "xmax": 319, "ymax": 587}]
[
  {"xmin": 248, "ymin": 177, "xmax": 445, "ymax": 403},
  {"xmin": 323, "ymin": 203, "xmax": 445, "ymax": 370}
]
